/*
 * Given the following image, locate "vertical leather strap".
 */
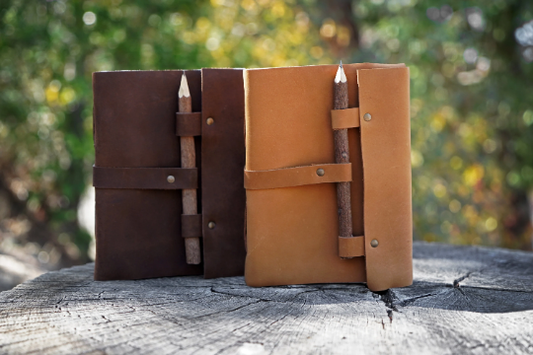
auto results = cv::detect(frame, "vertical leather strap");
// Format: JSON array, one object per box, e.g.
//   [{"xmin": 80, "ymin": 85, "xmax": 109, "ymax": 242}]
[
  {"xmin": 358, "ymin": 67, "xmax": 413, "ymax": 292},
  {"xmin": 201, "ymin": 68, "xmax": 247, "ymax": 279}
]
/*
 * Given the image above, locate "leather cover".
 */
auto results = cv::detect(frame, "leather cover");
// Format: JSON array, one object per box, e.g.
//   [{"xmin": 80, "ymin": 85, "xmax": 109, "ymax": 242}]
[
  {"xmin": 93, "ymin": 69, "xmax": 246, "ymax": 281},
  {"xmin": 244, "ymin": 63, "xmax": 412, "ymax": 291},
  {"xmin": 201, "ymin": 69, "xmax": 246, "ymax": 279},
  {"xmin": 181, "ymin": 214, "xmax": 202, "ymax": 238}
]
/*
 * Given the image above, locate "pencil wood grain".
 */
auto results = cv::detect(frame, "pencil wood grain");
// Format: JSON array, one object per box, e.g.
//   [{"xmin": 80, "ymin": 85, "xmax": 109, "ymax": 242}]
[
  {"xmin": 179, "ymin": 73, "xmax": 201, "ymax": 265},
  {"xmin": 333, "ymin": 63, "xmax": 354, "ymax": 251}
]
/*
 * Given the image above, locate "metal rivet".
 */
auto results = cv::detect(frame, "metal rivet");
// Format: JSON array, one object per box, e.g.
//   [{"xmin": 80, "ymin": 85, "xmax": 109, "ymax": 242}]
[
  {"xmin": 206, "ymin": 117, "xmax": 214, "ymax": 125},
  {"xmin": 208, "ymin": 221, "xmax": 216, "ymax": 229},
  {"xmin": 370, "ymin": 239, "xmax": 379, "ymax": 248},
  {"xmin": 316, "ymin": 168, "xmax": 325, "ymax": 176},
  {"xmin": 167, "ymin": 175, "xmax": 175, "ymax": 183},
  {"xmin": 363, "ymin": 113, "xmax": 372, "ymax": 121}
]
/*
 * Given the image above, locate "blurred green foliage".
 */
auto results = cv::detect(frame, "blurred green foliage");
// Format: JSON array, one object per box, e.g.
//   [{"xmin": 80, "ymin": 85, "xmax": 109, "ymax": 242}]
[
  {"xmin": 0, "ymin": 0, "xmax": 531, "ymax": 268},
  {"xmin": 346, "ymin": 0, "xmax": 533, "ymax": 249}
]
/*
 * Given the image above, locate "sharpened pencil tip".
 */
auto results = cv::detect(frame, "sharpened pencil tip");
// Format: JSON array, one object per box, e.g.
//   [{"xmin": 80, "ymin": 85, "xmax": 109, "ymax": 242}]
[
  {"xmin": 335, "ymin": 62, "xmax": 347, "ymax": 83},
  {"xmin": 178, "ymin": 73, "xmax": 190, "ymax": 98}
]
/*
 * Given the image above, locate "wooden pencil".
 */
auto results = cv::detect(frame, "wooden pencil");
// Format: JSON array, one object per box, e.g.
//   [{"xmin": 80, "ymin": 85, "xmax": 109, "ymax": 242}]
[
  {"xmin": 333, "ymin": 62, "xmax": 354, "ymax": 252},
  {"xmin": 179, "ymin": 73, "xmax": 201, "ymax": 265}
]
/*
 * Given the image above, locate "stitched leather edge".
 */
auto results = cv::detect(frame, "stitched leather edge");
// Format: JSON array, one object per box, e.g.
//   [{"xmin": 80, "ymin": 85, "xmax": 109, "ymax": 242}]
[
  {"xmin": 176, "ymin": 112, "xmax": 202, "ymax": 136},
  {"xmin": 244, "ymin": 163, "xmax": 352, "ymax": 190},
  {"xmin": 331, "ymin": 107, "xmax": 360, "ymax": 130},
  {"xmin": 338, "ymin": 235, "xmax": 365, "ymax": 258},
  {"xmin": 181, "ymin": 214, "xmax": 203, "ymax": 238},
  {"xmin": 93, "ymin": 166, "xmax": 198, "ymax": 190}
]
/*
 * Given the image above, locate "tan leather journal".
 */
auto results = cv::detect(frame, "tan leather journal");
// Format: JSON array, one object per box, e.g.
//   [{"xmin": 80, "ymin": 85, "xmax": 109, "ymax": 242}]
[{"xmin": 244, "ymin": 63, "xmax": 413, "ymax": 291}]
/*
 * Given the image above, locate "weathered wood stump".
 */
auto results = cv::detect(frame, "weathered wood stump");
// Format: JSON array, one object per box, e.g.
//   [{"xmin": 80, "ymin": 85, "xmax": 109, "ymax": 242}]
[{"xmin": 0, "ymin": 242, "xmax": 532, "ymax": 354}]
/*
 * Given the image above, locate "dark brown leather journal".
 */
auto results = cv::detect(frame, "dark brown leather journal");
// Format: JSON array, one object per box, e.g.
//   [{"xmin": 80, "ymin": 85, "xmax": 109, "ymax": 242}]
[{"xmin": 93, "ymin": 69, "xmax": 246, "ymax": 281}]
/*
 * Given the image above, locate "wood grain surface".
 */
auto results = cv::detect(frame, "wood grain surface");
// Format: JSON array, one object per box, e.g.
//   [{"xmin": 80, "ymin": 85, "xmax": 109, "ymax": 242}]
[{"xmin": 0, "ymin": 242, "xmax": 532, "ymax": 354}]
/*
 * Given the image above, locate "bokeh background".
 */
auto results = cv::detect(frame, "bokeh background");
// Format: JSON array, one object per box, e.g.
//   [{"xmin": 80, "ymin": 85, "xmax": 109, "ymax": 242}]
[{"xmin": 1, "ymin": 0, "xmax": 532, "ymax": 290}]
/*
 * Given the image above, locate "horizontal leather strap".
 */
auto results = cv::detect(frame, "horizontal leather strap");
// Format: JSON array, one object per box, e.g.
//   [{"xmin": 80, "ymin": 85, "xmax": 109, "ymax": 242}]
[
  {"xmin": 244, "ymin": 163, "xmax": 352, "ymax": 190},
  {"xmin": 181, "ymin": 214, "xmax": 202, "ymax": 238},
  {"xmin": 176, "ymin": 112, "xmax": 202, "ymax": 136},
  {"xmin": 331, "ymin": 107, "xmax": 360, "ymax": 130},
  {"xmin": 338, "ymin": 235, "xmax": 365, "ymax": 258},
  {"xmin": 93, "ymin": 166, "xmax": 198, "ymax": 190}
]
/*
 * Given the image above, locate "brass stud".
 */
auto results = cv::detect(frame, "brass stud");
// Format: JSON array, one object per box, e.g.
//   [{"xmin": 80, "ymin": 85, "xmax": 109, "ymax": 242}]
[
  {"xmin": 370, "ymin": 239, "xmax": 379, "ymax": 248},
  {"xmin": 316, "ymin": 168, "xmax": 325, "ymax": 176},
  {"xmin": 363, "ymin": 113, "xmax": 372, "ymax": 121},
  {"xmin": 167, "ymin": 175, "xmax": 175, "ymax": 183},
  {"xmin": 206, "ymin": 117, "xmax": 214, "ymax": 125},
  {"xmin": 208, "ymin": 221, "xmax": 216, "ymax": 229}
]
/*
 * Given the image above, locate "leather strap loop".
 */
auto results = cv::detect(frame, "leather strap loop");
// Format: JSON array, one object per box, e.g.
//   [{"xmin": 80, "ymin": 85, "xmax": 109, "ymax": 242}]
[
  {"xmin": 93, "ymin": 166, "xmax": 198, "ymax": 190},
  {"xmin": 176, "ymin": 112, "xmax": 202, "ymax": 136},
  {"xmin": 244, "ymin": 163, "xmax": 352, "ymax": 190},
  {"xmin": 338, "ymin": 235, "xmax": 365, "ymax": 258},
  {"xmin": 181, "ymin": 214, "xmax": 202, "ymax": 238},
  {"xmin": 331, "ymin": 107, "xmax": 360, "ymax": 130}
]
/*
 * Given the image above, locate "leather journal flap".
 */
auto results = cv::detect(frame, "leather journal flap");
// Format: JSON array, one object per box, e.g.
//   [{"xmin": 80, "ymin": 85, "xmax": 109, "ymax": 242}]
[
  {"xmin": 244, "ymin": 163, "xmax": 352, "ymax": 190},
  {"xmin": 93, "ymin": 166, "xmax": 198, "ymax": 190},
  {"xmin": 201, "ymin": 68, "xmax": 246, "ymax": 279},
  {"xmin": 331, "ymin": 107, "xmax": 360, "ymax": 130},
  {"xmin": 358, "ymin": 67, "xmax": 413, "ymax": 291},
  {"xmin": 176, "ymin": 112, "xmax": 202, "ymax": 136}
]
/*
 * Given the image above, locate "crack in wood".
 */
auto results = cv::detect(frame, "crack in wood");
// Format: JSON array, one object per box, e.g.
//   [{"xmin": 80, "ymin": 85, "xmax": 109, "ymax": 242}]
[
  {"xmin": 453, "ymin": 272, "xmax": 473, "ymax": 288},
  {"xmin": 187, "ymin": 299, "xmax": 265, "ymax": 321},
  {"xmin": 377, "ymin": 289, "xmax": 399, "ymax": 311},
  {"xmin": 386, "ymin": 309, "xmax": 393, "ymax": 323},
  {"xmin": 398, "ymin": 293, "xmax": 436, "ymax": 306}
]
